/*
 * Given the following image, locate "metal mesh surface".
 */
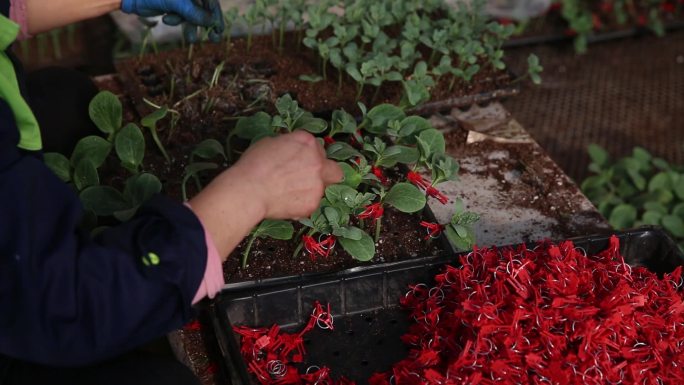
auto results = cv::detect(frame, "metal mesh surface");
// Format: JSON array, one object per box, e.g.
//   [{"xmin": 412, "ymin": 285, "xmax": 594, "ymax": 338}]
[{"xmin": 502, "ymin": 30, "xmax": 684, "ymax": 183}]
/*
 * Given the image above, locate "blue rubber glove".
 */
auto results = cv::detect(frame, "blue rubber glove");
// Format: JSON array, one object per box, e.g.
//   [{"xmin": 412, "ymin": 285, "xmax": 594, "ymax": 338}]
[{"xmin": 121, "ymin": 0, "xmax": 224, "ymax": 43}]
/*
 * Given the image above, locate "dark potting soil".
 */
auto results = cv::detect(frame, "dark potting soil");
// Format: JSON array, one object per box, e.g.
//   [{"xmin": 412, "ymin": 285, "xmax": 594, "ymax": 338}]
[
  {"xmin": 444, "ymin": 127, "xmax": 609, "ymax": 239},
  {"xmin": 222, "ymin": 207, "xmax": 447, "ymax": 283},
  {"xmin": 116, "ymin": 32, "xmax": 513, "ymax": 128}
]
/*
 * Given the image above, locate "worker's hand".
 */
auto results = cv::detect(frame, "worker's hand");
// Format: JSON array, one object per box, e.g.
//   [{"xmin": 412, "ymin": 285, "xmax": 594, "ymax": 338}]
[
  {"xmin": 120, "ymin": 0, "xmax": 224, "ymax": 43},
  {"xmin": 231, "ymin": 131, "xmax": 344, "ymax": 220}
]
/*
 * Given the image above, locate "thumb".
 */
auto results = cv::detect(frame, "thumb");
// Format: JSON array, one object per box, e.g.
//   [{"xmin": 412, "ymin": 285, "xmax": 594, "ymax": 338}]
[{"xmin": 321, "ymin": 160, "xmax": 344, "ymax": 185}]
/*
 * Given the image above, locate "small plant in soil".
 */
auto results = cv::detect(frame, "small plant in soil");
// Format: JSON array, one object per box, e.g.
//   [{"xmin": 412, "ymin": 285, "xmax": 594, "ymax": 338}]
[
  {"xmin": 582, "ymin": 144, "xmax": 684, "ymax": 251},
  {"xmin": 45, "ymin": 91, "xmax": 163, "ymax": 226},
  {"xmin": 232, "ymin": 94, "xmax": 479, "ymax": 264},
  {"xmin": 124, "ymin": 0, "xmax": 543, "ymax": 128}
]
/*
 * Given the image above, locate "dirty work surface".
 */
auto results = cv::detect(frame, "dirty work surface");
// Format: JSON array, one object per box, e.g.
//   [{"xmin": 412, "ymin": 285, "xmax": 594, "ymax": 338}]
[
  {"xmin": 502, "ymin": 30, "xmax": 684, "ymax": 183},
  {"xmin": 426, "ymin": 103, "xmax": 611, "ymax": 249}
]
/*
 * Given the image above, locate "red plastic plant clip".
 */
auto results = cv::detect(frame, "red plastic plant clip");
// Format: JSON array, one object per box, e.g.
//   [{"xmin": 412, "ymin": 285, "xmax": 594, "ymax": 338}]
[
  {"xmin": 311, "ymin": 301, "xmax": 334, "ymax": 331},
  {"xmin": 407, "ymin": 171, "xmax": 430, "ymax": 190},
  {"xmin": 323, "ymin": 136, "xmax": 336, "ymax": 145},
  {"xmin": 303, "ymin": 235, "xmax": 336, "ymax": 261},
  {"xmin": 358, "ymin": 203, "xmax": 384, "ymax": 224},
  {"xmin": 371, "ymin": 166, "xmax": 389, "ymax": 185},
  {"xmin": 184, "ymin": 319, "xmax": 202, "ymax": 331},
  {"xmin": 420, "ymin": 222, "xmax": 445, "ymax": 240},
  {"xmin": 425, "ymin": 186, "xmax": 448, "ymax": 204}
]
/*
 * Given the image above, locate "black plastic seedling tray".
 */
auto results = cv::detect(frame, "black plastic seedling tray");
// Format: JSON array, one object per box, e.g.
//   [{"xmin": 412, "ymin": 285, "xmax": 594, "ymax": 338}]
[{"xmin": 213, "ymin": 227, "xmax": 683, "ymax": 385}]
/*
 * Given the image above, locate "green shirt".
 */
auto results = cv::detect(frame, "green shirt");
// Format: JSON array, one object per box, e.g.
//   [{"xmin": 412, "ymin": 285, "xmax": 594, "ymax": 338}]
[{"xmin": 0, "ymin": 14, "xmax": 41, "ymax": 151}]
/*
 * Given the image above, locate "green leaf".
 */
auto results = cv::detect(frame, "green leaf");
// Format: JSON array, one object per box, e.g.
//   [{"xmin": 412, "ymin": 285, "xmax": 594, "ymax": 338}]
[
  {"xmin": 398, "ymin": 116, "xmax": 432, "ymax": 139},
  {"xmin": 327, "ymin": 142, "xmax": 361, "ymax": 161},
  {"xmin": 644, "ymin": 201, "xmax": 668, "ymax": 214},
  {"xmin": 377, "ymin": 145, "xmax": 419, "ymax": 167},
  {"xmin": 233, "ymin": 112, "xmax": 273, "ymax": 140},
  {"xmin": 674, "ymin": 177, "xmax": 684, "ymax": 200},
  {"xmin": 333, "ymin": 225, "xmax": 364, "ymax": 241},
  {"xmin": 641, "ymin": 211, "xmax": 663, "ymax": 226},
  {"xmin": 325, "ymin": 184, "xmax": 359, "ymax": 210},
  {"xmin": 296, "ymin": 116, "xmax": 328, "ymax": 134},
  {"xmin": 331, "ymin": 110, "xmax": 357, "ymax": 134},
  {"xmin": 44, "ymin": 152, "xmax": 71, "ymax": 182},
  {"xmin": 298, "ymin": 74, "xmax": 323, "ymax": 83},
  {"xmin": 80, "ymin": 186, "xmax": 129, "ymax": 216},
  {"xmin": 366, "ymin": 104, "xmax": 406, "ymax": 135},
  {"xmin": 73, "ymin": 160, "xmax": 99, "ymax": 191},
  {"xmin": 339, "ymin": 162, "xmax": 362, "ymax": 189},
  {"xmin": 673, "ymin": 203, "xmax": 684, "ymax": 219},
  {"xmin": 417, "ymin": 129, "xmax": 446, "ymax": 158},
  {"xmin": 662, "ymin": 215, "xmax": 684, "ymax": 238},
  {"xmin": 338, "ymin": 231, "xmax": 375, "ymax": 261},
  {"xmin": 587, "ymin": 144, "xmax": 608, "ymax": 167},
  {"xmin": 113, "ymin": 207, "xmax": 138, "ymax": 222},
  {"xmin": 89, "ymin": 91, "xmax": 122, "ymax": 136},
  {"xmin": 124, "ymin": 173, "xmax": 162, "ymax": 205},
  {"xmin": 609, "ymin": 204, "xmax": 637, "ymax": 229},
  {"xmin": 632, "ymin": 147, "xmax": 652, "ymax": 164},
  {"xmin": 115, "ymin": 123, "xmax": 145, "ymax": 171},
  {"xmin": 626, "ymin": 168, "xmax": 646, "ymax": 191},
  {"xmin": 384, "ymin": 183, "xmax": 426, "ymax": 213},
  {"xmin": 648, "ymin": 172, "xmax": 672, "ymax": 192},
  {"xmin": 71, "ymin": 136, "xmax": 112, "ymax": 168},
  {"xmin": 193, "ymin": 139, "xmax": 226, "ymax": 160},
  {"xmin": 445, "ymin": 225, "xmax": 476, "ymax": 251},
  {"xmin": 255, "ymin": 219, "xmax": 294, "ymax": 240},
  {"xmin": 324, "ymin": 206, "xmax": 341, "ymax": 225},
  {"xmin": 140, "ymin": 107, "xmax": 168, "ymax": 129}
]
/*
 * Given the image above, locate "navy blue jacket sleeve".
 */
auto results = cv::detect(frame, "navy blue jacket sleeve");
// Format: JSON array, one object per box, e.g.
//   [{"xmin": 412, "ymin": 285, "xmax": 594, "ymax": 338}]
[{"xmin": 0, "ymin": 102, "xmax": 208, "ymax": 367}]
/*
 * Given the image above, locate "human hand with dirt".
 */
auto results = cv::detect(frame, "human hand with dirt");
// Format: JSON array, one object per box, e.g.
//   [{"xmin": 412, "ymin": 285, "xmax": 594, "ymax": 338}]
[
  {"xmin": 120, "ymin": 0, "xmax": 224, "ymax": 43},
  {"xmin": 189, "ymin": 131, "xmax": 343, "ymax": 259}
]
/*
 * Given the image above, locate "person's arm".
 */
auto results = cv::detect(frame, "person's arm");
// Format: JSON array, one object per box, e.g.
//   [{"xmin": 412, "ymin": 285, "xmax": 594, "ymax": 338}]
[
  {"xmin": 23, "ymin": 0, "xmax": 121, "ymax": 35},
  {"xmin": 17, "ymin": 0, "xmax": 223, "ymax": 42},
  {"xmin": 190, "ymin": 131, "xmax": 343, "ymax": 259},
  {"xmin": 0, "ymin": 119, "xmax": 340, "ymax": 366}
]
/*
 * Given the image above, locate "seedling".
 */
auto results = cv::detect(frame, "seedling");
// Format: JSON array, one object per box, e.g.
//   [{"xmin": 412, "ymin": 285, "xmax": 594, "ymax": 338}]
[
  {"xmin": 182, "ymin": 162, "xmax": 218, "ymax": 201},
  {"xmin": 80, "ymin": 173, "xmax": 162, "ymax": 222},
  {"xmin": 582, "ymin": 144, "xmax": 684, "ymax": 251},
  {"xmin": 444, "ymin": 200, "xmax": 480, "ymax": 251},
  {"xmin": 241, "ymin": 220, "xmax": 294, "ymax": 267},
  {"xmin": 141, "ymin": 107, "xmax": 171, "ymax": 163}
]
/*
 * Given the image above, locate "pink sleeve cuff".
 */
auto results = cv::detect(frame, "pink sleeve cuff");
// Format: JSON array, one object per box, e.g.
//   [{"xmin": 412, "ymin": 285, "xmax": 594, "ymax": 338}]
[
  {"xmin": 9, "ymin": 0, "xmax": 32, "ymax": 40},
  {"xmin": 184, "ymin": 203, "xmax": 225, "ymax": 304}
]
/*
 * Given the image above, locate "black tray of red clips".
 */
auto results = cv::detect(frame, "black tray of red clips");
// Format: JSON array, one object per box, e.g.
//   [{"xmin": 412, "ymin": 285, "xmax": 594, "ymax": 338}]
[{"xmin": 212, "ymin": 227, "xmax": 684, "ymax": 385}]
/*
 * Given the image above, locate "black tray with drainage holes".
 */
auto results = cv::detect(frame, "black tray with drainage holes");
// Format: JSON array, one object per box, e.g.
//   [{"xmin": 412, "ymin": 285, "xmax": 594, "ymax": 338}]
[{"xmin": 212, "ymin": 226, "xmax": 683, "ymax": 385}]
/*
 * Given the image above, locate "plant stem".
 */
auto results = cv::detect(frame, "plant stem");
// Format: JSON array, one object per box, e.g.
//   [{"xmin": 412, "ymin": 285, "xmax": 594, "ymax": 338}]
[
  {"xmin": 168, "ymin": 76, "xmax": 176, "ymax": 101},
  {"xmin": 247, "ymin": 30, "xmax": 253, "ymax": 51},
  {"xmin": 19, "ymin": 39, "xmax": 29, "ymax": 61},
  {"xmin": 187, "ymin": 44, "xmax": 194, "ymax": 61},
  {"xmin": 50, "ymin": 29, "xmax": 62, "ymax": 60},
  {"xmin": 241, "ymin": 232, "xmax": 257, "ymax": 268},
  {"xmin": 322, "ymin": 59, "xmax": 328, "ymax": 81},
  {"xmin": 149, "ymin": 127, "xmax": 171, "ymax": 163},
  {"xmin": 448, "ymin": 74, "xmax": 457, "ymax": 92},
  {"xmin": 67, "ymin": 24, "xmax": 76, "ymax": 49},
  {"xmin": 429, "ymin": 50, "xmax": 437, "ymax": 66},
  {"xmin": 371, "ymin": 85, "xmax": 382, "ymax": 105},
  {"xmin": 374, "ymin": 217, "xmax": 382, "ymax": 243},
  {"xmin": 355, "ymin": 83, "xmax": 365, "ymax": 102},
  {"xmin": 279, "ymin": 21, "xmax": 286, "ymax": 52},
  {"xmin": 292, "ymin": 241, "xmax": 304, "ymax": 259},
  {"xmin": 37, "ymin": 34, "xmax": 47, "ymax": 61}
]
